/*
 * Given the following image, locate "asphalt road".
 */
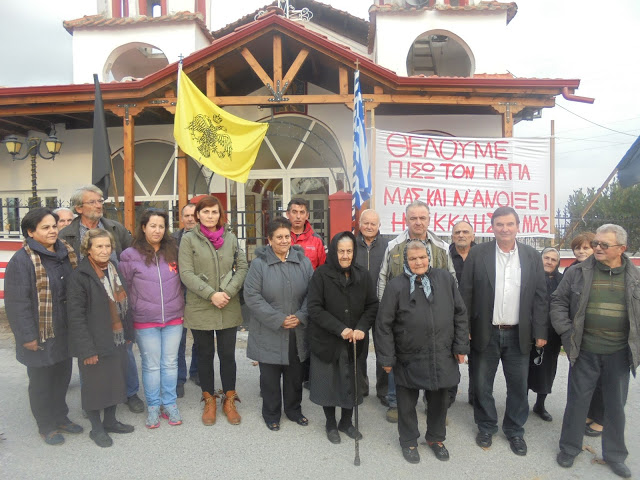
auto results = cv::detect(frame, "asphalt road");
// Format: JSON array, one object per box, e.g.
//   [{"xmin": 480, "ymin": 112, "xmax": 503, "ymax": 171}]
[{"xmin": 0, "ymin": 327, "xmax": 638, "ymax": 480}]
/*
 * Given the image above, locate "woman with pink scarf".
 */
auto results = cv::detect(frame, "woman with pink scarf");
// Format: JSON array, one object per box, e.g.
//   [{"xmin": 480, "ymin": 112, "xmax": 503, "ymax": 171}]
[{"xmin": 179, "ymin": 196, "xmax": 248, "ymax": 426}]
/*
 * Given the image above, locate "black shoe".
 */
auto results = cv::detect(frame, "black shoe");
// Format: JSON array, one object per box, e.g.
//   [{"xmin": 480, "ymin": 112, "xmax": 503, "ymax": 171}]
[
  {"xmin": 428, "ymin": 442, "xmax": 450, "ymax": 461},
  {"xmin": 293, "ymin": 415, "xmax": 309, "ymax": 426},
  {"xmin": 609, "ymin": 462, "xmax": 632, "ymax": 478},
  {"xmin": 556, "ymin": 451, "xmax": 575, "ymax": 468},
  {"xmin": 190, "ymin": 375, "xmax": 200, "ymax": 387},
  {"xmin": 476, "ymin": 432, "xmax": 492, "ymax": 449},
  {"xmin": 508, "ymin": 436, "xmax": 527, "ymax": 456},
  {"xmin": 56, "ymin": 421, "xmax": 84, "ymax": 434},
  {"xmin": 89, "ymin": 430, "xmax": 113, "ymax": 448},
  {"xmin": 103, "ymin": 421, "xmax": 135, "ymax": 434},
  {"xmin": 41, "ymin": 431, "xmax": 64, "ymax": 446},
  {"xmin": 338, "ymin": 424, "xmax": 363, "ymax": 440},
  {"xmin": 468, "ymin": 394, "xmax": 474, "ymax": 406},
  {"xmin": 126, "ymin": 394, "xmax": 145, "ymax": 414},
  {"xmin": 377, "ymin": 395, "xmax": 389, "ymax": 407},
  {"xmin": 326, "ymin": 427, "xmax": 341, "ymax": 444},
  {"xmin": 176, "ymin": 383, "xmax": 185, "ymax": 398},
  {"xmin": 265, "ymin": 421, "xmax": 280, "ymax": 431},
  {"xmin": 585, "ymin": 423, "xmax": 602, "ymax": 437},
  {"xmin": 402, "ymin": 446, "xmax": 420, "ymax": 464},
  {"xmin": 532, "ymin": 404, "xmax": 553, "ymax": 422},
  {"xmin": 302, "ymin": 380, "xmax": 310, "ymax": 390}
]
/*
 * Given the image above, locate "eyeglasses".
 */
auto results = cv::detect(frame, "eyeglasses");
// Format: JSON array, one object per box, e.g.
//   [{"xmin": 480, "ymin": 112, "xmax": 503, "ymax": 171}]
[
  {"xmin": 83, "ymin": 199, "xmax": 105, "ymax": 206},
  {"xmin": 590, "ymin": 240, "xmax": 623, "ymax": 250},
  {"xmin": 533, "ymin": 347, "xmax": 544, "ymax": 366}
]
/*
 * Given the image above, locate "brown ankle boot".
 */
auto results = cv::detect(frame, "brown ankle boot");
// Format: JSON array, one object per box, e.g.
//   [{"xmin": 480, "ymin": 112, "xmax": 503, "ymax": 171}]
[
  {"xmin": 201, "ymin": 392, "xmax": 218, "ymax": 426},
  {"xmin": 222, "ymin": 390, "xmax": 241, "ymax": 425}
]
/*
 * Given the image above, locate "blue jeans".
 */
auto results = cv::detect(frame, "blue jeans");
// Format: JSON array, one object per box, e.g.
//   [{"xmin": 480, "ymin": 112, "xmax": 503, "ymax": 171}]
[
  {"xmin": 386, "ymin": 370, "xmax": 397, "ymax": 408},
  {"xmin": 472, "ymin": 326, "xmax": 529, "ymax": 438},
  {"xmin": 136, "ymin": 324, "xmax": 183, "ymax": 407},
  {"xmin": 177, "ymin": 327, "xmax": 198, "ymax": 385},
  {"xmin": 126, "ymin": 342, "xmax": 139, "ymax": 397}
]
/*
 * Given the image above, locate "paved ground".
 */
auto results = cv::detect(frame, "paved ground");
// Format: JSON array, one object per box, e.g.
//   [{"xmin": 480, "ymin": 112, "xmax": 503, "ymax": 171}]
[{"xmin": 0, "ymin": 311, "xmax": 638, "ymax": 480}]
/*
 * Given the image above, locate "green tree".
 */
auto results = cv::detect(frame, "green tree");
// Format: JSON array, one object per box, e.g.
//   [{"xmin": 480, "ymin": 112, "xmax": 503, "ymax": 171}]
[{"xmin": 560, "ymin": 180, "xmax": 640, "ymax": 254}]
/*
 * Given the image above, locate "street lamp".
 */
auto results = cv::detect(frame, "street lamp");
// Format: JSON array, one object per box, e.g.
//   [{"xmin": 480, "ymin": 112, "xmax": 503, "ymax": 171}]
[{"xmin": 2, "ymin": 127, "xmax": 63, "ymax": 208}]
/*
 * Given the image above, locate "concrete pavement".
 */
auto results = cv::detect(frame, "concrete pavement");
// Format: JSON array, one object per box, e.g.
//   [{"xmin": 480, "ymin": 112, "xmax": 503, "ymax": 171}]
[{"xmin": 0, "ymin": 325, "xmax": 638, "ymax": 480}]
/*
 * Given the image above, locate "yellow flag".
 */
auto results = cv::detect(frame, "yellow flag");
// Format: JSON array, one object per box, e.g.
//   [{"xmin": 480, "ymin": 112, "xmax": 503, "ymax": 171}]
[{"xmin": 173, "ymin": 71, "xmax": 268, "ymax": 183}]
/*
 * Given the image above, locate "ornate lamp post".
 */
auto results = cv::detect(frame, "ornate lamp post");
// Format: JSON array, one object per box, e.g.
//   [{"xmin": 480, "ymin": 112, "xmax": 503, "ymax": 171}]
[{"xmin": 2, "ymin": 127, "xmax": 63, "ymax": 208}]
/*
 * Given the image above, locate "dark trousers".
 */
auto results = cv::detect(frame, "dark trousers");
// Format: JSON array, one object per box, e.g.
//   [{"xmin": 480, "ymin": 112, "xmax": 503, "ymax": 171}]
[
  {"xmin": 396, "ymin": 384, "xmax": 448, "ymax": 448},
  {"xmin": 258, "ymin": 331, "xmax": 303, "ymax": 423},
  {"xmin": 26, "ymin": 358, "xmax": 72, "ymax": 435},
  {"xmin": 473, "ymin": 326, "xmax": 529, "ymax": 438},
  {"xmin": 588, "ymin": 379, "xmax": 604, "ymax": 424},
  {"xmin": 191, "ymin": 327, "xmax": 237, "ymax": 394},
  {"xmin": 559, "ymin": 348, "xmax": 630, "ymax": 463},
  {"xmin": 372, "ymin": 323, "xmax": 389, "ymax": 400},
  {"xmin": 177, "ymin": 327, "xmax": 198, "ymax": 384},
  {"xmin": 446, "ymin": 353, "xmax": 473, "ymax": 407}
]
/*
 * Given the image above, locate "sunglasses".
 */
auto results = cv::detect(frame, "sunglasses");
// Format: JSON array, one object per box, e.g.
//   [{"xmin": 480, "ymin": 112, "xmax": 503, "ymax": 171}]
[
  {"xmin": 590, "ymin": 240, "xmax": 623, "ymax": 250},
  {"xmin": 533, "ymin": 347, "xmax": 544, "ymax": 366}
]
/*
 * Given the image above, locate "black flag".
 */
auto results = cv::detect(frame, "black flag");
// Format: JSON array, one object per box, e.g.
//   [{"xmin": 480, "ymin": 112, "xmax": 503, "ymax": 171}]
[
  {"xmin": 92, "ymin": 73, "xmax": 111, "ymax": 199},
  {"xmin": 617, "ymin": 135, "xmax": 640, "ymax": 189}
]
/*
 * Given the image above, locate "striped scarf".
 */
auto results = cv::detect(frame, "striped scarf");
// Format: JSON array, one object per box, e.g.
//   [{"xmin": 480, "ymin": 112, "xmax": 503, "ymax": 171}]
[{"xmin": 23, "ymin": 239, "xmax": 78, "ymax": 343}]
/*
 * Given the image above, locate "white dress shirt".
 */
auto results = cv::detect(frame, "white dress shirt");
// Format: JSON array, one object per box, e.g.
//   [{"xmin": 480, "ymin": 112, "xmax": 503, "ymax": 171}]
[{"xmin": 492, "ymin": 242, "xmax": 521, "ymax": 325}]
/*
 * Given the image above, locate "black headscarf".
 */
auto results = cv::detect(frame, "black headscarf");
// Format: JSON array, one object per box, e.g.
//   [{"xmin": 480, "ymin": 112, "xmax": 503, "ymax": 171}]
[{"xmin": 327, "ymin": 231, "xmax": 357, "ymax": 275}]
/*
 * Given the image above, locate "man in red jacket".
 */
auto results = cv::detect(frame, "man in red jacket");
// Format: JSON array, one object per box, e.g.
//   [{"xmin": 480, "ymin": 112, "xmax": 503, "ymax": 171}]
[{"xmin": 286, "ymin": 198, "xmax": 327, "ymax": 270}]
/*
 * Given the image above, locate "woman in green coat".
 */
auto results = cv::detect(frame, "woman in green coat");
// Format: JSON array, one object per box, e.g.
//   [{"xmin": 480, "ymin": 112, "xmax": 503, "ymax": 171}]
[{"xmin": 179, "ymin": 196, "xmax": 248, "ymax": 426}]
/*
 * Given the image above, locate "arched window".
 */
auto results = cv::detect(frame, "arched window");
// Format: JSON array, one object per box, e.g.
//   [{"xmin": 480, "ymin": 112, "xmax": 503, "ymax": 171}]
[
  {"xmin": 103, "ymin": 42, "xmax": 169, "ymax": 82},
  {"xmin": 406, "ymin": 30, "xmax": 474, "ymax": 77}
]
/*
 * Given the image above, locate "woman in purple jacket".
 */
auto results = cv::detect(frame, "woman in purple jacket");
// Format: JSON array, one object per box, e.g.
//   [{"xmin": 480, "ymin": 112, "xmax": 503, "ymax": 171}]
[{"xmin": 120, "ymin": 209, "xmax": 184, "ymax": 428}]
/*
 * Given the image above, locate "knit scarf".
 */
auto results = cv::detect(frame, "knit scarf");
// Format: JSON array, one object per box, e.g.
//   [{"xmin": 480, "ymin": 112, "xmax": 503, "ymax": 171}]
[
  {"xmin": 200, "ymin": 224, "xmax": 225, "ymax": 249},
  {"xmin": 23, "ymin": 239, "xmax": 78, "ymax": 343},
  {"xmin": 88, "ymin": 256, "xmax": 128, "ymax": 346},
  {"xmin": 403, "ymin": 240, "xmax": 432, "ymax": 300}
]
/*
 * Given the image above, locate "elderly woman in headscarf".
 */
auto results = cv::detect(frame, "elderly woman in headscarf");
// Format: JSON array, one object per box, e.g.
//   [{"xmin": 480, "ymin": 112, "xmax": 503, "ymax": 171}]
[
  {"xmin": 375, "ymin": 240, "xmax": 469, "ymax": 464},
  {"xmin": 307, "ymin": 231, "xmax": 378, "ymax": 444},
  {"xmin": 528, "ymin": 247, "xmax": 563, "ymax": 423}
]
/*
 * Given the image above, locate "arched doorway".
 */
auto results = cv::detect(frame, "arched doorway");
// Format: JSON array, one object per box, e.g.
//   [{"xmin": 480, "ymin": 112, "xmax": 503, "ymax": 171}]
[
  {"xmin": 229, "ymin": 114, "xmax": 347, "ymax": 259},
  {"xmin": 106, "ymin": 139, "xmax": 214, "ymax": 228},
  {"xmin": 406, "ymin": 30, "xmax": 475, "ymax": 77}
]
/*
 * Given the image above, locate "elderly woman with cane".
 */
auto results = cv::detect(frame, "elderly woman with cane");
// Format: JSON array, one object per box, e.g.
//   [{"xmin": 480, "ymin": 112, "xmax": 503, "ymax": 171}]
[
  {"xmin": 375, "ymin": 240, "xmax": 469, "ymax": 464},
  {"xmin": 308, "ymin": 231, "xmax": 378, "ymax": 444}
]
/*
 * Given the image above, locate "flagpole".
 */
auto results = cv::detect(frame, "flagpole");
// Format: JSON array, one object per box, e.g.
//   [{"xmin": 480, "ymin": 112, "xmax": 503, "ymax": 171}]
[{"xmin": 171, "ymin": 56, "xmax": 183, "ymax": 231}]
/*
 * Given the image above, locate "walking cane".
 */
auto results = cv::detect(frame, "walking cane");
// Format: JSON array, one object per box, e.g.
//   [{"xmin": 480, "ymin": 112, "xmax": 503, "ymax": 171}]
[{"xmin": 353, "ymin": 338, "xmax": 361, "ymax": 466}]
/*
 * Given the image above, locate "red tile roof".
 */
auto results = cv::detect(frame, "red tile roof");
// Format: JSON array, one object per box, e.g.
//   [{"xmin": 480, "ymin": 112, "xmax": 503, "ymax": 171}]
[
  {"xmin": 0, "ymin": 14, "xmax": 582, "ymax": 102},
  {"xmin": 63, "ymin": 11, "xmax": 215, "ymax": 42},
  {"xmin": 369, "ymin": 1, "xmax": 517, "ymax": 23}
]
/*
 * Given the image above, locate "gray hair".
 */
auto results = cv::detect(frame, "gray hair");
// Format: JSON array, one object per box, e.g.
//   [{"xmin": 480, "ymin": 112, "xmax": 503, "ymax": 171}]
[
  {"xmin": 53, "ymin": 207, "xmax": 74, "ymax": 215},
  {"xmin": 405, "ymin": 200, "xmax": 430, "ymax": 215},
  {"xmin": 359, "ymin": 209, "xmax": 380, "ymax": 225},
  {"xmin": 541, "ymin": 247, "xmax": 560, "ymax": 258},
  {"xmin": 405, "ymin": 239, "xmax": 428, "ymax": 253},
  {"xmin": 596, "ymin": 224, "xmax": 628, "ymax": 246},
  {"xmin": 70, "ymin": 185, "xmax": 103, "ymax": 209}
]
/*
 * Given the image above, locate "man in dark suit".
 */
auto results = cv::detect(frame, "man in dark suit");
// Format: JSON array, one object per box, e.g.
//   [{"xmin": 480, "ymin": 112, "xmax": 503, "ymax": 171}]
[{"xmin": 460, "ymin": 206, "xmax": 548, "ymax": 456}]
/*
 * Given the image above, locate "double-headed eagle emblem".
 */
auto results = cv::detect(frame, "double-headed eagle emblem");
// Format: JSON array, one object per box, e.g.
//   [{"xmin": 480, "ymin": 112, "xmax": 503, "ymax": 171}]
[{"xmin": 186, "ymin": 113, "xmax": 233, "ymax": 160}]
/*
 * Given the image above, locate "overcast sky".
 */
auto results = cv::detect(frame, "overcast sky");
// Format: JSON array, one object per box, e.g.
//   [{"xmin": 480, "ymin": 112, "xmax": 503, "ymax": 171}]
[{"xmin": 1, "ymin": 0, "xmax": 639, "ymax": 210}]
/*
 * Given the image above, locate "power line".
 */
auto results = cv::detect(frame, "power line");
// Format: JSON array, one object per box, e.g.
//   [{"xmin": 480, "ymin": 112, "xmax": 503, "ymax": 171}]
[{"xmin": 556, "ymin": 104, "xmax": 638, "ymax": 137}]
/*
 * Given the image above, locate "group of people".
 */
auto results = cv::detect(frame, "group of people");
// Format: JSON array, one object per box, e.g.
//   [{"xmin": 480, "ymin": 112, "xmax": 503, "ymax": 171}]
[{"xmin": 5, "ymin": 191, "xmax": 638, "ymax": 478}]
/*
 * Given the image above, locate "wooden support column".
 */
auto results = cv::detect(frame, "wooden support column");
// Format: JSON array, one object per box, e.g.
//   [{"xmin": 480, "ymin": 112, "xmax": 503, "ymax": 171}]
[
  {"xmin": 492, "ymin": 103, "xmax": 523, "ymax": 138},
  {"xmin": 206, "ymin": 66, "xmax": 216, "ymax": 97},
  {"xmin": 177, "ymin": 147, "xmax": 188, "ymax": 227},
  {"xmin": 123, "ymin": 115, "xmax": 135, "ymax": 233},
  {"xmin": 502, "ymin": 112, "xmax": 513, "ymax": 137}
]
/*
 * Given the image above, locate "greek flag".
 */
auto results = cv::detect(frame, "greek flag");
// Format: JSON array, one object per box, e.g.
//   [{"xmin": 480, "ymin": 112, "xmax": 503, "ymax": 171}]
[{"xmin": 352, "ymin": 70, "xmax": 371, "ymax": 212}]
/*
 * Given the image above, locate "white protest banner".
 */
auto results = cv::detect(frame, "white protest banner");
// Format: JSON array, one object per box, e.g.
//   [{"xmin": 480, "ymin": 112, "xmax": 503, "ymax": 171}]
[{"xmin": 374, "ymin": 129, "xmax": 552, "ymax": 237}]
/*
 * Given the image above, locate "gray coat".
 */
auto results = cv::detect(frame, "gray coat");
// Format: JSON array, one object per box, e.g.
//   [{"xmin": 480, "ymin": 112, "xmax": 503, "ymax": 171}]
[
  {"xmin": 5, "ymin": 239, "xmax": 74, "ymax": 367},
  {"xmin": 550, "ymin": 254, "xmax": 640, "ymax": 373},
  {"xmin": 245, "ymin": 245, "xmax": 313, "ymax": 364},
  {"xmin": 355, "ymin": 232, "xmax": 388, "ymax": 285}
]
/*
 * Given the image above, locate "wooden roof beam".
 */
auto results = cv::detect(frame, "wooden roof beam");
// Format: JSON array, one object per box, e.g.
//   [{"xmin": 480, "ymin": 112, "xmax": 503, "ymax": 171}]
[
  {"xmin": 281, "ymin": 49, "xmax": 309, "ymax": 95},
  {"xmin": 240, "ymin": 47, "xmax": 273, "ymax": 90}
]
